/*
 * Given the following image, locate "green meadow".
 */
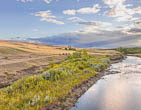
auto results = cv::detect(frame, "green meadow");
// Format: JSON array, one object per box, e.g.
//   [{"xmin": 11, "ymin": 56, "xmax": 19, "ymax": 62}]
[{"xmin": 0, "ymin": 50, "xmax": 110, "ymax": 110}]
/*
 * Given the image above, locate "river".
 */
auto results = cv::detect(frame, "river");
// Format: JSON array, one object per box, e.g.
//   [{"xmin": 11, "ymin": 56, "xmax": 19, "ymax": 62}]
[{"xmin": 71, "ymin": 56, "xmax": 141, "ymax": 110}]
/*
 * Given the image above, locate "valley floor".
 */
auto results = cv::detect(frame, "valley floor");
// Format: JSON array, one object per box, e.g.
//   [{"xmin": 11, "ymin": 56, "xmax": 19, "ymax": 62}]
[
  {"xmin": 0, "ymin": 40, "xmax": 123, "ymax": 110},
  {"xmin": 0, "ymin": 40, "xmax": 73, "ymax": 88},
  {"xmin": 0, "ymin": 40, "xmax": 120, "ymax": 88}
]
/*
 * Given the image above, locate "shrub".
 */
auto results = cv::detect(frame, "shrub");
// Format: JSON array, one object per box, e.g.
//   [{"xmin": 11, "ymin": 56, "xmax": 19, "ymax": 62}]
[
  {"xmin": 64, "ymin": 46, "xmax": 76, "ymax": 51},
  {"xmin": 4, "ymin": 56, "xmax": 8, "ymax": 59},
  {"xmin": 78, "ymin": 64, "xmax": 85, "ymax": 70},
  {"xmin": 90, "ymin": 63, "xmax": 105, "ymax": 72},
  {"xmin": 68, "ymin": 50, "xmax": 88, "ymax": 59},
  {"xmin": 99, "ymin": 58, "xmax": 110, "ymax": 64},
  {"xmin": 4, "ymin": 72, "xmax": 9, "ymax": 75},
  {"xmin": 42, "ymin": 69, "xmax": 68, "ymax": 81}
]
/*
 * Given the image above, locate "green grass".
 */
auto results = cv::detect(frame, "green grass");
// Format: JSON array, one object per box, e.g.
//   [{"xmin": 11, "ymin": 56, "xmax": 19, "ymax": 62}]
[
  {"xmin": 0, "ymin": 50, "xmax": 110, "ymax": 110},
  {"xmin": 116, "ymin": 47, "xmax": 141, "ymax": 54}
]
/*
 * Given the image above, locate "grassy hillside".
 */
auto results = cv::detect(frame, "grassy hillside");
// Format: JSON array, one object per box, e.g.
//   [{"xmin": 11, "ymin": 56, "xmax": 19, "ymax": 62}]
[
  {"xmin": 0, "ymin": 40, "xmax": 76, "ymax": 88},
  {"xmin": 0, "ymin": 40, "xmax": 120, "ymax": 88},
  {"xmin": 0, "ymin": 50, "xmax": 110, "ymax": 110},
  {"xmin": 116, "ymin": 47, "xmax": 141, "ymax": 54},
  {"xmin": 0, "ymin": 40, "xmax": 74, "ymax": 55}
]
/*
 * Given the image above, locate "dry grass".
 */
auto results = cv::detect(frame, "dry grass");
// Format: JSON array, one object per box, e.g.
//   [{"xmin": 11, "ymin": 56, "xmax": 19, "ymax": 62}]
[
  {"xmin": 0, "ymin": 40, "xmax": 120, "ymax": 87},
  {"xmin": 86, "ymin": 49, "xmax": 120, "ymax": 56},
  {"xmin": 0, "ymin": 40, "xmax": 73, "ymax": 55},
  {"xmin": 0, "ymin": 40, "xmax": 74, "ymax": 85},
  {"xmin": 135, "ymin": 53, "xmax": 141, "ymax": 57}
]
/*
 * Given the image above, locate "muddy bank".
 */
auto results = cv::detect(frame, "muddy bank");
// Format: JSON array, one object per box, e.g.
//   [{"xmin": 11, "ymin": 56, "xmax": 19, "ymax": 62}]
[
  {"xmin": 127, "ymin": 53, "xmax": 141, "ymax": 58},
  {"xmin": 110, "ymin": 54, "xmax": 125, "ymax": 63},
  {"xmin": 43, "ymin": 55, "xmax": 124, "ymax": 110}
]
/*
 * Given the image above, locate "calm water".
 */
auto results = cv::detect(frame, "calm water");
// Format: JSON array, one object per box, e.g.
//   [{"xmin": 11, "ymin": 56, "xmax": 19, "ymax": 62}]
[{"xmin": 71, "ymin": 56, "xmax": 141, "ymax": 110}]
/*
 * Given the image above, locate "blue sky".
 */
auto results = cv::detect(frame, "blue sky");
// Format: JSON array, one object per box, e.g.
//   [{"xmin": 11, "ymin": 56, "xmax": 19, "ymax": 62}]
[
  {"xmin": 0, "ymin": 0, "xmax": 141, "ymax": 47},
  {"xmin": 0, "ymin": 0, "xmax": 103, "ymax": 39}
]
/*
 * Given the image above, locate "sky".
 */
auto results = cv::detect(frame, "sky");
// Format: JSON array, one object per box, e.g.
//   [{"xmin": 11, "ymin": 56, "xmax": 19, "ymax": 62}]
[{"xmin": 0, "ymin": 0, "xmax": 141, "ymax": 47}]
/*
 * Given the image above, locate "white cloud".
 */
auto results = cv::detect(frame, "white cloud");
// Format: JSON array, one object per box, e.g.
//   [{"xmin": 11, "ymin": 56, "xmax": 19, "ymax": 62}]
[
  {"xmin": 41, "ymin": 18, "xmax": 64, "ymax": 24},
  {"xmin": 103, "ymin": 0, "xmax": 141, "ymax": 22},
  {"xmin": 77, "ymin": 4, "xmax": 101, "ymax": 14},
  {"xmin": 34, "ymin": 10, "xmax": 56, "ymax": 18},
  {"xmin": 63, "ymin": 10, "xmax": 76, "ymax": 15},
  {"xmin": 17, "ymin": 0, "xmax": 32, "ymax": 3},
  {"xmin": 76, "ymin": 21, "xmax": 112, "ymax": 34},
  {"xmin": 68, "ymin": 17, "xmax": 85, "ymax": 22},
  {"xmin": 44, "ymin": 0, "xmax": 52, "ymax": 4},
  {"xmin": 76, "ymin": 20, "xmax": 141, "ymax": 36},
  {"xmin": 104, "ymin": 0, "xmax": 130, "ymax": 17},
  {"xmin": 76, "ymin": 26, "xmax": 101, "ymax": 34},
  {"xmin": 34, "ymin": 10, "xmax": 64, "ymax": 24},
  {"xmin": 103, "ymin": 0, "xmax": 126, "ymax": 8},
  {"xmin": 114, "ymin": 22, "xmax": 141, "ymax": 35},
  {"xmin": 115, "ymin": 15, "xmax": 139, "ymax": 22},
  {"xmin": 17, "ymin": 0, "xmax": 53, "ymax": 3},
  {"xmin": 78, "ymin": 21, "xmax": 112, "ymax": 27},
  {"xmin": 63, "ymin": 4, "xmax": 101, "ymax": 15}
]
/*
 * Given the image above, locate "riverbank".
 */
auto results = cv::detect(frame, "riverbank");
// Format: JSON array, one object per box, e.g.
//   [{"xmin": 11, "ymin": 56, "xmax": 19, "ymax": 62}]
[
  {"xmin": 128, "ymin": 53, "xmax": 141, "ymax": 58},
  {"xmin": 0, "ymin": 50, "xmax": 122, "ymax": 110},
  {"xmin": 0, "ymin": 41, "xmax": 120, "ymax": 89},
  {"xmin": 44, "ymin": 54, "xmax": 124, "ymax": 110},
  {"xmin": 71, "ymin": 56, "xmax": 141, "ymax": 110}
]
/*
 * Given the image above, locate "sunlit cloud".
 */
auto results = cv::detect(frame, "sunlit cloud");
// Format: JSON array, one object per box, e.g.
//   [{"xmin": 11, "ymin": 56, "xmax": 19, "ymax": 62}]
[
  {"xmin": 17, "ymin": 0, "xmax": 32, "ymax": 3},
  {"xmin": 34, "ymin": 10, "xmax": 64, "ymax": 24},
  {"xmin": 68, "ymin": 17, "xmax": 85, "ymax": 22},
  {"xmin": 63, "ymin": 4, "xmax": 101, "ymax": 15},
  {"xmin": 44, "ymin": 0, "xmax": 52, "ymax": 4}
]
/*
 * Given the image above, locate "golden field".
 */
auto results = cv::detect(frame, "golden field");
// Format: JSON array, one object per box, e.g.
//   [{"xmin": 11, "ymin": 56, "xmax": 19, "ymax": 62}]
[{"xmin": 0, "ymin": 40, "xmax": 120, "ymax": 87}]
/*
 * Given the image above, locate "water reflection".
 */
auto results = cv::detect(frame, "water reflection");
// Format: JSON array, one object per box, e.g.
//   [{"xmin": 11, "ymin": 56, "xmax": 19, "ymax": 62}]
[{"xmin": 71, "ymin": 56, "xmax": 141, "ymax": 110}]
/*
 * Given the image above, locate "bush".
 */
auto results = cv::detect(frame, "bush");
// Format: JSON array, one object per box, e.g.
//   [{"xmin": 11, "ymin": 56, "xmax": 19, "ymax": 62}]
[
  {"xmin": 90, "ymin": 63, "xmax": 105, "ymax": 72},
  {"xmin": 78, "ymin": 64, "xmax": 85, "ymax": 70},
  {"xmin": 64, "ymin": 46, "xmax": 76, "ymax": 51},
  {"xmin": 42, "ymin": 69, "xmax": 68, "ymax": 81},
  {"xmin": 4, "ymin": 56, "xmax": 8, "ymax": 59},
  {"xmin": 68, "ymin": 50, "xmax": 88, "ymax": 59},
  {"xmin": 4, "ymin": 72, "xmax": 9, "ymax": 75},
  {"xmin": 99, "ymin": 58, "xmax": 110, "ymax": 64}
]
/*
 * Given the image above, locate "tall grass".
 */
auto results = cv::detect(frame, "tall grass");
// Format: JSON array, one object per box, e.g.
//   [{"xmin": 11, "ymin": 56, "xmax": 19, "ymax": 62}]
[{"xmin": 0, "ymin": 50, "xmax": 110, "ymax": 110}]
